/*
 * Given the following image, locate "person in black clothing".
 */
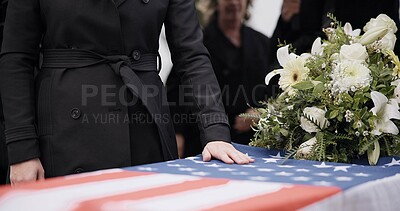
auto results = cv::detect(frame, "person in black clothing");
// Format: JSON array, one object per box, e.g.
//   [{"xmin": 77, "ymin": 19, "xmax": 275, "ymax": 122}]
[
  {"xmin": 0, "ymin": 0, "xmax": 8, "ymax": 185},
  {"xmin": 167, "ymin": 0, "xmax": 276, "ymax": 157},
  {"xmin": 270, "ymin": 0, "xmax": 326, "ymax": 69},
  {"xmin": 323, "ymin": 0, "xmax": 400, "ymax": 55},
  {"xmin": 0, "ymin": 0, "xmax": 253, "ymax": 185}
]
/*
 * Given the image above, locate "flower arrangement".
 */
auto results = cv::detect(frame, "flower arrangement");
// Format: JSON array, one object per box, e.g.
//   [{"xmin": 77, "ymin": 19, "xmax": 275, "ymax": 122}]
[{"xmin": 250, "ymin": 14, "xmax": 400, "ymax": 165}]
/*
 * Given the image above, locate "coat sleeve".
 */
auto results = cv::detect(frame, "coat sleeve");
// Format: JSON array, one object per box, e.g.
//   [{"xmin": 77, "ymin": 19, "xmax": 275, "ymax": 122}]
[
  {"xmin": 0, "ymin": 0, "xmax": 43, "ymax": 164},
  {"xmin": 164, "ymin": 0, "xmax": 231, "ymax": 146}
]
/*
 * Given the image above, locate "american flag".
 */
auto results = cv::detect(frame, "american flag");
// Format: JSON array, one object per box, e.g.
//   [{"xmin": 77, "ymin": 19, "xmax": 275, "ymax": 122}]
[{"xmin": 0, "ymin": 144, "xmax": 399, "ymax": 211}]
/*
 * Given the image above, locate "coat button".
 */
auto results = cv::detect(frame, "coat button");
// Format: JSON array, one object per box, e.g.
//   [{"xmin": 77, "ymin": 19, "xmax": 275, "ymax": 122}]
[
  {"xmin": 132, "ymin": 50, "xmax": 141, "ymax": 61},
  {"xmin": 70, "ymin": 108, "xmax": 81, "ymax": 119},
  {"xmin": 142, "ymin": 0, "xmax": 149, "ymax": 4},
  {"xmin": 74, "ymin": 168, "xmax": 84, "ymax": 174}
]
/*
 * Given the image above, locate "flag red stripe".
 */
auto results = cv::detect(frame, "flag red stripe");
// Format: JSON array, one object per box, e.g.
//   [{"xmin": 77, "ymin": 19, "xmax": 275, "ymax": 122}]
[
  {"xmin": 0, "ymin": 170, "xmax": 152, "ymax": 197},
  {"xmin": 203, "ymin": 185, "xmax": 341, "ymax": 211},
  {"xmin": 73, "ymin": 178, "xmax": 230, "ymax": 211}
]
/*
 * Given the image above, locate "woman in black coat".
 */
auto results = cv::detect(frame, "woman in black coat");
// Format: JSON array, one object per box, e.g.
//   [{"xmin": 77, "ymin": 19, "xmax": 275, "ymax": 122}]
[{"xmin": 0, "ymin": 0, "xmax": 253, "ymax": 185}]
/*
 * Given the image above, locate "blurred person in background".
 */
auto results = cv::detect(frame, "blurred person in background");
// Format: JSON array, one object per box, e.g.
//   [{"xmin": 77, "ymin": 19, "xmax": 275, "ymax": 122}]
[
  {"xmin": 0, "ymin": 0, "xmax": 8, "ymax": 185},
  {"xmin": 168, "ymin": 0, "xmax": 276, "ymax": 157},
  {"xmin": 270, "ymin": 0, "xmax": 326, "ymax": 69}
]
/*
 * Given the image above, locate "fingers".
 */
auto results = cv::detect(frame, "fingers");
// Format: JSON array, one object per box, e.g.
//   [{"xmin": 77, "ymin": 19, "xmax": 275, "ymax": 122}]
[
  {"xmin": 227, "ymin": 151, "xmax": 254, "ymax": 164},
  {"xmin": 10, "ymin": 169, "xmax": 37, "ymax": 186},
  {"xmin": 204, "ymin": 142, "xmax": 255, "ymax": 165},
  {"xmin": 217, "ymin": 153, "xmax": 235, "ymax": 164},
  {"xmin": 37, "ymin": 168, "xmax": 45, "ymax": 181},
  {"xmin": 202, "ymin": 147, "xmax": 212, "ymax": 162}
]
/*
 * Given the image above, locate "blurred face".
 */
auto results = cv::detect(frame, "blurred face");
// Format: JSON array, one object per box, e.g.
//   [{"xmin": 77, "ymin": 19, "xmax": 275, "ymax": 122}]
[{"xmin": 217, "ymin": 0, "xmax": 248, "ymax": 21}]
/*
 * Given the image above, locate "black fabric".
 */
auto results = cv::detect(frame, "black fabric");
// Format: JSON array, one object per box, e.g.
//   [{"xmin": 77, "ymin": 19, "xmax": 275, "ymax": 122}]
[
  {"xmin": 203, "ymin": 20, "xmax": 273, "ymax": 144},
  {"xmin": 127, "ymin": 94, "xmax": 163, "ymax": 166},
  {"xmin": 40, "ymin": 48, "xmax": 173, "ymax": 164},
  {"xmin": 0, "ymin": 0, "xmax": 230, "ymax": 177},
  {"xmin": 168, "ymin": 19, "xmax": 274, "ymax": 148},
  {"xmin": 0, "ymin": 0, "xmax": 8, "ymax": 185}
]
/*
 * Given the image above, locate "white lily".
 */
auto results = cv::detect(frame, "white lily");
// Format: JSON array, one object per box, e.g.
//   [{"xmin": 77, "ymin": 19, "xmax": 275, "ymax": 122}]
[
  {"xmin": 391, "ymin": 79, "xmax": 400, "ymax": 103},
  {"xmin": 358, "ymin": 27, "xmax": 388, "ymax": 45},
  {"xmin": 370, "ymin": 91, "xmax": 400, "ymax": 135},
  {"xmin": 311, "ymin": 37, "xmax": 324, "ymax": 56},
  {"xmin": 343, "ymin": 23, "xmax": 361, "ymax": 37},
  {"xmin": 296, "ymin": 137, "xmax": 317, "ymax": 158},
  {"xmin": 265, "ymin": 45, "xmax": 298, "ymax": 85}
]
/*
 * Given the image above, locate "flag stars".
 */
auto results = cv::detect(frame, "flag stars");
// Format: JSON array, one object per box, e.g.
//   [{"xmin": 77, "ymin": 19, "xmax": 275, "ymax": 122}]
[
  {"xmin": 192, "ymin": 160, "xmax": 208, "ymax": 164},
  {"xmin": 167, "ymin": 164, "xmax": 185, "ymax": 167},
  {"xmin": 385, "ymin": 158, "xmax": 400, "ymax": 167},
  {"xmin": 185, "ymin": 157, "xmax": 200, "ymax": 160},
  {"xmin": 137, "ymin": 167, "xmax": 158, "ymax": 171},
  {"xmin": 191, "ymin": 172, "xmax": 210, "ymax": 176},
  {"xmin": 269, "ymin": 152, "xmax": 285, "ymax": 159},
  {"xmin": 218, "ymin": 168, "xmax": 237, "ymax": 172},
  {"xmin": 257, "ymin": 168, "xmax": 275, "ymax": 172},
  {"xmin": 335, "ymin": 176, "xmax": 353, "ymax": 181},
  {"xmin": 275, "ymin": 171, "xmax": 294, "ymax": 176},
  {"xmin": 246, "ymin": 153, "xmax": 254, "ymax": 159},
  {"xmin": 333, "ymin": 166, "xmax": 351, "ymax": 172},
  {"xmin": 178, "ymin": 168, "xmax": 197, "ymax": 172},
  {"xmin": 249, "ymin": 176, "xmax": 269, "ymax": 181},
  {"xmin": 313, "ymin": 173, "xmax": 331, "ymax": 177},
  {"xmin": 292, "ymin": 177, "xmax": 312, "ymax": 182},
  {"xmin": 205, "ymin": 164, "xmax": 222, "ymax": 168},
  {"xmin": 313, "ymin": 181, "xmax": 332, "ymax": 186},
  {"xmin": 277, "ymin": 165, "xmax": 295, "ymax": 168},
  {"xmin": 313, "ymin": 162, "xmax": 333, "ymax": 168},
  {"xmin": 231, "ymin": 172, "xmax": 249, "ymax": 176},
  {"xmin": 242, "ymin": 165, "xmax": 258, "ymax": 168},
  {"xmin": 263, "ymin": 158, "xmax": 280, "ymax": 163},
  {"xmin": 354, "ymin": 173, "xmax": 370, "ymax": 177}
]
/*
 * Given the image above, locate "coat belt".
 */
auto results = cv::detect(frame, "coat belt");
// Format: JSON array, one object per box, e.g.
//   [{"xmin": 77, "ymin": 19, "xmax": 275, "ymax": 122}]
[
  {"xmin": 41, "ymin": 48, "xmax": 175, "ymax": 159},
  {"xmin": 42, "ymin": 49, "xmax": 160, "ymax": 71}
]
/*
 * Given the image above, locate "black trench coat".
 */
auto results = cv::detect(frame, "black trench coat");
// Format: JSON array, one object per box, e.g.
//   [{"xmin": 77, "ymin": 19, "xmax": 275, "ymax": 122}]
[{"xmin": 0, "ymin": 0, "xmax": 230, "ymax": 177}]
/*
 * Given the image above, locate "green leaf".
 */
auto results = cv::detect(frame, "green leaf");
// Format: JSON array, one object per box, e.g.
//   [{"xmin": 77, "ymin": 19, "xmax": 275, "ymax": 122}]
[
  {"xmin": 375, "ymin": 84, "xmax": 387, "ymax": 89},
  {"xmin": 292, "ymin": 81, "xmax": 314, "ymax": 90},
  {"xmin": 313, "ymin": 83, "xmax": 325, "ymax": 95},
  {"xmin": 280, "ymin": 128, "xmax": 289, "ymax": 136},
  {"xmin": 328, "ymin": 110, "xmax": 339, "ymax": 119},
  {"xmin": 379, "ymin": 70, "xmax": 393, "ymax": 78},
  {"xmin": 314, "ymin": 75, "xmax": 325, "ymax": 82}
]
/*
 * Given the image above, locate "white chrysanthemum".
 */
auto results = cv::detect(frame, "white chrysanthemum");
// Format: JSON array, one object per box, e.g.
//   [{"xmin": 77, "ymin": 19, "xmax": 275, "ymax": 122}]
[{"xmin": 330, "ymin": 61, "xmax": 372, "ymax": 94}]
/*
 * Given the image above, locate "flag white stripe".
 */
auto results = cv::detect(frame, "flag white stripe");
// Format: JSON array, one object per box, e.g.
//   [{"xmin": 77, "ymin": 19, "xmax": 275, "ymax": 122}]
[
  {"xmin": 0, "ymin": 174, "xmax": 199, "ymax": 211},
  {"xmin": 101, "ymin": 181, "xmax": 289, "ymax": 211}
]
